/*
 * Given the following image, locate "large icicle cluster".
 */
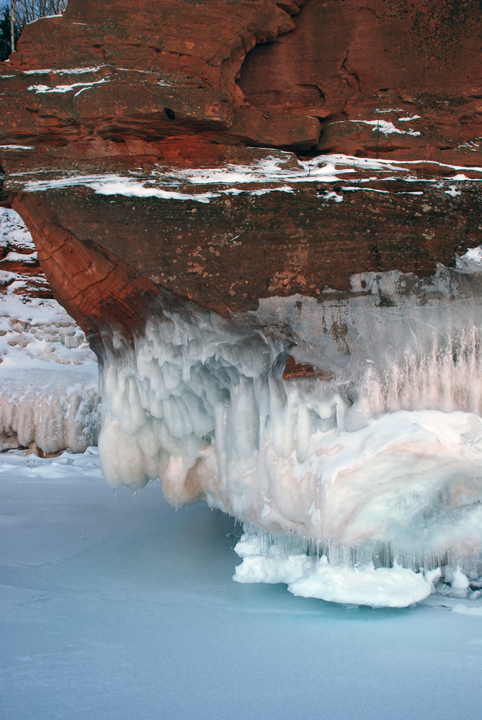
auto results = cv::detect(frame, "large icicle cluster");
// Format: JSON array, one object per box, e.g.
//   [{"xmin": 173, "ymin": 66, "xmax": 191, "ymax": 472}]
[
  {"xmin": 98, "ymin": 298, "xmax": 287, "ymax": 507},
  {"xmin": 98, "ymin": 261, "xmax": 482, "ymax": 608}
]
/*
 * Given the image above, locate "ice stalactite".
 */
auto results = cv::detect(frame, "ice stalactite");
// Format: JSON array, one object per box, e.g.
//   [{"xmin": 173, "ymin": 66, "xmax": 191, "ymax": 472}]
[{"xmin": 97, "ymin": 263, "xmax": 482, "ymax": 606}]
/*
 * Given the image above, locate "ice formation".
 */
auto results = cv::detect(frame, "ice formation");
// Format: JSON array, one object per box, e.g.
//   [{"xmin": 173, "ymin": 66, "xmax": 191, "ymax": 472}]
[
  {"xmin": 0, "ymin": 209, "xmax": 100, "ymax": 454},
  {"xmin": 3, "ymin": 207, "xmax": 482, "ymax": 606},
  {"xmin": 0, "ymin": 301, "xmax": 100, "ymax": 454},
  {"xmin": 233, "ymin": 533, "xmax": 437, "ymax": 608},
  {"xmin": 96, "ymin": 255, "xmax": 482, "ymax": 605}
]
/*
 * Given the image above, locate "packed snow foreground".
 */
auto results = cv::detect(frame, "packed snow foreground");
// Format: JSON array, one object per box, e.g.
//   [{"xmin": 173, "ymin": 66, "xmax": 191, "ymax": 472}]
[{"xmin": 0, "ymin": 208, "xmax": 100, "ymax": 455}]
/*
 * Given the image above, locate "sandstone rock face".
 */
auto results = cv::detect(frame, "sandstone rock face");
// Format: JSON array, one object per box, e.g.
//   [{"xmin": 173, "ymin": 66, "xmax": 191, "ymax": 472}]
[
  {"xmin": 7, "ymin": 159, "xmax": 482, "ymax": 328},
  {"xmin": 0, "ymin": 0, "xmax": 480, "ymax": 333},
  {"xmin": 240, "ymin": 0, "xmax": 482, "ymax": 164}
]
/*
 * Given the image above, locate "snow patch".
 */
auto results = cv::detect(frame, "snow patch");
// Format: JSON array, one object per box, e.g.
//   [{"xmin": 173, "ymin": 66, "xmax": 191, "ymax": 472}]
[
  {"xmin": 445, "ymin": 185, "xmax": 461, "ymax": 197},
  {"xmin": 27, "ymin": 13, "xmax": 63, "ymax": 24},
  {"xmin": 23, "ymin": 175, "xmax": 219, "ymax": 203},
  {"xmin": 14, "ymin": 154, "xmax": 482, "ymax": 203},
  {"xmin": 0, "ymin": 145, "xmax": 34, "ymax": 150},
  {"xmin": 234, "ymin": 538, "xmax": 434, "ymax": 608},
  {"xmin": 23, "ymin": 66, "xmax": 105, "ymax": 75},
  {"xmin": 350, "ymin": 119, "xmax": 421, "ymax": 137},
  {"xmin": 29, "ymin": 79, "xmax": 108, "ymax": 94},
  {"xmin": 318, "ymin": 191, "xmax": 344, "ymax": 202}
]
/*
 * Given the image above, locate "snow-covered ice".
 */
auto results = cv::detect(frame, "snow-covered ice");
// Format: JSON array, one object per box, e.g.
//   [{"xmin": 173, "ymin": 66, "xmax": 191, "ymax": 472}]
[
  {"xmin": 233, "ymin": 531, "xmax": 480, "ymax": 608},
  {"xmin": 0, "ymin": 448, "xmax": 480, "ymax": 720},
  {"xmin": 234, "ymin": 537, "xmax": 435, "ymax": 608}
]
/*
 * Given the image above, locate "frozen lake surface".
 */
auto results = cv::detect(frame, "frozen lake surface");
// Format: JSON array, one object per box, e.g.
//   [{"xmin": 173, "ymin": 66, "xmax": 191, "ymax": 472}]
[{"xmin": 0, "ymin": 450, "xmax": 480, "ymax": 720}]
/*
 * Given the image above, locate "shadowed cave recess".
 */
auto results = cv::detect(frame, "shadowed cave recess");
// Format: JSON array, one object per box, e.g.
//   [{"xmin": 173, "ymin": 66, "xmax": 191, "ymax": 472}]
[{"xmin": 1, "ymin": 0, "xmax": 482, "ymax": 606}]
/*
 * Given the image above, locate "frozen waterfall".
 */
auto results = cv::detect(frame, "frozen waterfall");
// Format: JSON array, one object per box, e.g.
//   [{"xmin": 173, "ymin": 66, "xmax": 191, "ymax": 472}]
[{"xmin": 97, "ymin": 260, "xmax": 482, "ymax": 606}]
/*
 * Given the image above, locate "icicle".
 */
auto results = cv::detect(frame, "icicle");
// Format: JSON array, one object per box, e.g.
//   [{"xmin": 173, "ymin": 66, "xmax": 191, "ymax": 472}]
[{"xmin": 96, "ymin": 266, "xmax": 482, "ymax": 581}]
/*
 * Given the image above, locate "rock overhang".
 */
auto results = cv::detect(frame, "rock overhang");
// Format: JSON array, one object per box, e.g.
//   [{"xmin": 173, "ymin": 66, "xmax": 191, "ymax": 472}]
[
  {"xmin": 0, "ymin": 0, "xmax": 480, "ymax": 335},
  {"xmin": 5, "ymin": 152, "xmax": 482, "ymax": 331}
]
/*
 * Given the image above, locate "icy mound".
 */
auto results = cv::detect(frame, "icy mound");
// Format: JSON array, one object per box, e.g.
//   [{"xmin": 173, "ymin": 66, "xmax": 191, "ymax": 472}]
[
  {"xmin": 0, "ymin": 295, "xmax": 100, "ymax": 455},
  {"xmin": 233, "ymin": 534, "xmax": 436, "ymax": 608},
  {"xmin": 97, "ymin": 262, "xmax": 482, "ymax": 598},
  {"xmin": 233, "ymin": 531, "xmax": 482, "ymax": 608},
  {"xmin": 0, "ymin": 210, "xmax": 100, "ymax": 454}
]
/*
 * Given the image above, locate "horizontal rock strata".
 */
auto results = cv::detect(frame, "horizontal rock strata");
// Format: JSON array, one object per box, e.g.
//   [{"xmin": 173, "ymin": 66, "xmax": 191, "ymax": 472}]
[{"xmin": 0, "ymin": 0, "xmax": 480, "ymax": 335}]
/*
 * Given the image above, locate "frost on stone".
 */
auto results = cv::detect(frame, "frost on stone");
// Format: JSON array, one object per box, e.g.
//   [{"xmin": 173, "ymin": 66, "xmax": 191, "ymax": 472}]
[
  {"xmin": 0, "ymin": 371, "xmax": 100, "ymax": 454},
  {"xmin": 0, "ymin": 300, "xmax": 100, "ymax": 454}
]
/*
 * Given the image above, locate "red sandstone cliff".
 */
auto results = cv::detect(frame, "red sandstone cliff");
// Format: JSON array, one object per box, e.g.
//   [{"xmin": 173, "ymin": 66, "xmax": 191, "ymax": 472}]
[{"xmin": 0, "ymin": 0, "xmax": 480, "ymax": 336}]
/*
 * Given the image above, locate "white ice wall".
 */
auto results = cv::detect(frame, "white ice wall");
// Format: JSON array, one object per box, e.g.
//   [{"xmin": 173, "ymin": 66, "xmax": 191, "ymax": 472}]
[{"xmin": 97, "ymin": 264, "xmax": 482, "ymax": 583}]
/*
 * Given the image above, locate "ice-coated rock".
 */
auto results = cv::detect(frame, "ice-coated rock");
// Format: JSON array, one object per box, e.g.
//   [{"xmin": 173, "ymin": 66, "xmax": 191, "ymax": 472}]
[{"xmin": 1, "ymin": 1, "xmax": 482, "ymax": 606}]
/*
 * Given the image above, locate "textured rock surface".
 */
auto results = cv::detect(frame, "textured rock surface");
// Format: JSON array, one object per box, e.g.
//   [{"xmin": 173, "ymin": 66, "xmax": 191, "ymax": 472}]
[
  {"xmin": 240, "ymin": 0, "xmax": 482, "ymax": 164},
  {"xmin": 0, "ymin": 0, "xmax": 481, "ymax": 334},
  {"xmin": 7, "ymin": 159, "xmax": 482, "ymax": 325}
]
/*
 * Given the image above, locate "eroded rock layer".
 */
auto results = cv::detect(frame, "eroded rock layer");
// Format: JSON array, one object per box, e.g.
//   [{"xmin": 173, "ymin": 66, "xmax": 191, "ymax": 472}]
[{"xmin": 0, "ymin": 0, "xmax": 480, "ymax": 334}]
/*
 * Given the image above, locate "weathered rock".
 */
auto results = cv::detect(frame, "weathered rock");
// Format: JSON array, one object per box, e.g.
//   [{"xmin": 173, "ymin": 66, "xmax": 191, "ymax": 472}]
[
  {"xmin": 0, "ymin": 0, "xmax": 480, "ymax": 335},
  {"xmin": 1, "ymin": 0, "xmax": 317, "ymax": 161},
  {"xmin": 7, "ymin": 158, "xmax": 482, "ymax": 327},
  {"xmin": 239, "ymin": 0, "xmax": 482, "ymax": 164}
]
